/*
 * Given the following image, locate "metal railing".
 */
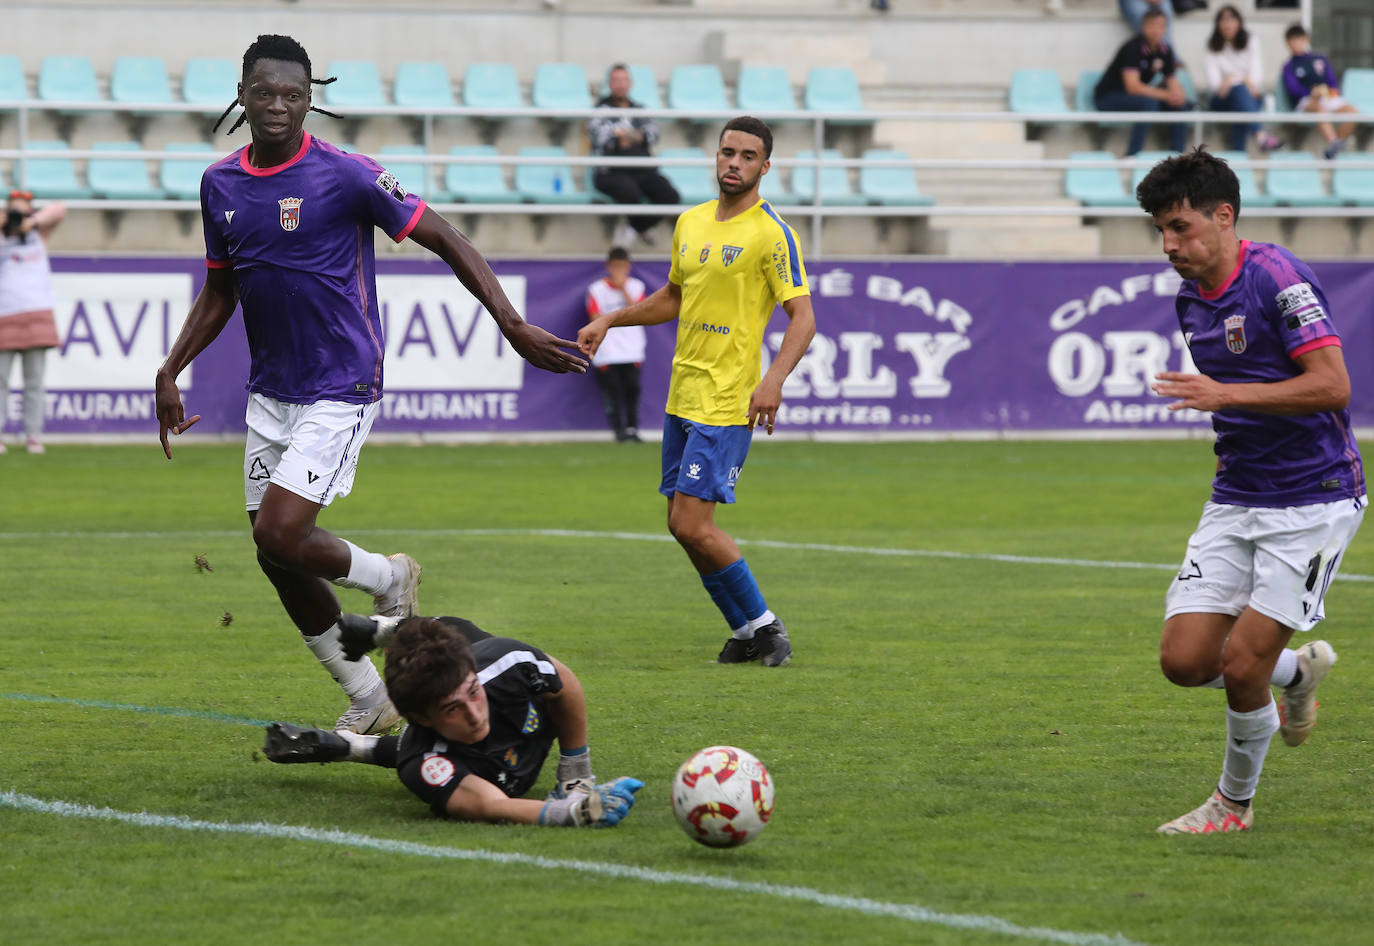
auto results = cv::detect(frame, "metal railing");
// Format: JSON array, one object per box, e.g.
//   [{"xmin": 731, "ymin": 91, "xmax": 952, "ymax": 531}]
[{"xmin": 5, "ymin": 100, "xmax": 1374, "ymax": 255}]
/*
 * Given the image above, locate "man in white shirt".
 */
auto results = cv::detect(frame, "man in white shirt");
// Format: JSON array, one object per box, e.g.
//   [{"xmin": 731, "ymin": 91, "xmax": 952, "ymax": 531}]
[{"xmin": 585, "ymin": 246, "xmax": 648, "ymax": 442}]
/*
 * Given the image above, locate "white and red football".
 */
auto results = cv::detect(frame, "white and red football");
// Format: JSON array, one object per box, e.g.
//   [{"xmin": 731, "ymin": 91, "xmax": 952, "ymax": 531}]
[{"xmin": 671, "ymin": 745, "xmax": 775, "ymax": 848}]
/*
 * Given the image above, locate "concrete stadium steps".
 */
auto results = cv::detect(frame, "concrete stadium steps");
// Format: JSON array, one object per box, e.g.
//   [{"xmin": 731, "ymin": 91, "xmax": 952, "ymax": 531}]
[
  {"xmin": 709, "ymin": 26, "xmax": 885, "ymax": 86},
  {"xmin": 926, "ymin": 202, "xmax": 1103, "ymax": 258}
]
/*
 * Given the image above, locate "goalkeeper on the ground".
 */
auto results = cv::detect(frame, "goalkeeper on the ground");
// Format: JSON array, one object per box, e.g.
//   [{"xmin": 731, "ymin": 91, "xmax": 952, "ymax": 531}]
[{"xmin": 263, "ymin": 613, "xmax": 642, "ymax": 828}]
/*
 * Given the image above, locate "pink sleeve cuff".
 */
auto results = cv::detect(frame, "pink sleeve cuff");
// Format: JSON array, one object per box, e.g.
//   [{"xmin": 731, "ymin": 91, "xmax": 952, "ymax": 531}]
[
  {"xmin": 206, "ymin": 258, "xmax": 231, "ymax": 269},
  {"xmin": 393, "ymin": 200, "xmax": 427, "ymax": 243},
  {"xmin": 1289, "ymin": 336, "xmax": 1341, "ymax": 360}
]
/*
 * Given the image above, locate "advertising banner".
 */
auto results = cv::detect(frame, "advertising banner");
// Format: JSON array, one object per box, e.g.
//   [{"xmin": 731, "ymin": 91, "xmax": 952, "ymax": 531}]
[{"xmin": 10, "ymin": 256, "xmax": 1374, "ymax": 437}]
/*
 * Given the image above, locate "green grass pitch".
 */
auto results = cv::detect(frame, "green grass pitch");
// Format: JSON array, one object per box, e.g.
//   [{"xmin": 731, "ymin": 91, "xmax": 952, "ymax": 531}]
[{"xmin": 2, "ymin": 440, "xmax": 1371, "ymax": 946}]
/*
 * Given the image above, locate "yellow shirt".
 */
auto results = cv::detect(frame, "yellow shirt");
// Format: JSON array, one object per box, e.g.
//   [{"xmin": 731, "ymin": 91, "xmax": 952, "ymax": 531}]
[{"xmin": 666, "ymin": 199, "xmax": 811, "ymax": 426}]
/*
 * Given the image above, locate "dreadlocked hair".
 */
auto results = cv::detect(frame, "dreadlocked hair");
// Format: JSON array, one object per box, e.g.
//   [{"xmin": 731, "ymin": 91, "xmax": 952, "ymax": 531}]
[{"xmin": 211, "ymin": 33, "xmax": 343, "ymax": 135}]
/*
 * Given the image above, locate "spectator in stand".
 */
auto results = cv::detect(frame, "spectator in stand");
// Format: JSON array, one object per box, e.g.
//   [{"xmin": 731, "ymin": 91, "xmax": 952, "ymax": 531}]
[
  {"xmin": 1205, "ymin": 6, "xmax": 1283, "ymax": 153},
  {"xmin": 1095, "ymin": 8, "xmax": 1195, "ymax": 156},
  {"xmin": 0, "ymin": 190, "xmax": 65, "ymax": 455},
  {"xmin": 585, "ymin": 246, "xmax": 647, "ymax": 443},
  {"xmin": 589, "ymin": 64, "xmax": 680, "ymax": 248},
  {"xmin": 1280, "ymin": 24, "xmax": 1359, "ymax": 159},
  {"xmin": 1119, "ymin": 0, "xmax": 1174, "ymax": 44}
]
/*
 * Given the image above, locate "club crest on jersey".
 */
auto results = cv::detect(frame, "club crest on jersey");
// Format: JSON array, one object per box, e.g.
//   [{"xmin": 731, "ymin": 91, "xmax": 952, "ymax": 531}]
[
  {"xmin": 721, "ymin": 244, "xmax": 743, "ymax": 267},
  {"xmin": 1224, "ymin": 314, "xmax": 1247, "ymax": 354},
  {"xmin": 521, "ymin": 702, "xmax": 540, "ymax": 734},
  {"xmin": 278, "ymin": 197, "xmax": 303, "ymax": 232},
  {"xmin": 503, "ymin": 747, "xmax": 520, "ymax": 768},
  {"xmin": 700, "ymin": 242, "xmax": 713, "ymax": 264}
]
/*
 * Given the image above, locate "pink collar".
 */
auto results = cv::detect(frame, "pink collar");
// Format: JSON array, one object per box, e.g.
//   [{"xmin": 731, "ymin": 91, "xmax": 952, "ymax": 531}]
[
  {"xmin": 1199, "ymin": 240, "xmax": 1248, "ymax": 301},
  {"xmin": 240, "ymin": 131, "xmax": 312, "ymax": 177}
]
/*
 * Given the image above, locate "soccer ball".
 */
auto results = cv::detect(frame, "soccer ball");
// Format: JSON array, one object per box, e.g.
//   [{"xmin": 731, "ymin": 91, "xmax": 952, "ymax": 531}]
[{"xmin": 671, "ymin": 745, "xmax": 774, "ymax": 847}]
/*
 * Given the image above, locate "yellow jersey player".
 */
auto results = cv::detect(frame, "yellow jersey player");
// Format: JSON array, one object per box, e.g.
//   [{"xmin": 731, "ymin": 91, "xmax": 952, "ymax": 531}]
[{"xmin": 578, "ymin": 116, "xmax": 816, "ymax": 667}]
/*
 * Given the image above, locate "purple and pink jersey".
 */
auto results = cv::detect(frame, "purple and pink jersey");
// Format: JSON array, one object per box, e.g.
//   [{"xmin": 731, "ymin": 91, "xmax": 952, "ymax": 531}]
[
  {"xmin": 200, "ymin": 132, "xmax": 426, "ymax": 404},
  {"xmin": 1175, "ymin": 240, "xmax": 1364, "ymax": 508}
]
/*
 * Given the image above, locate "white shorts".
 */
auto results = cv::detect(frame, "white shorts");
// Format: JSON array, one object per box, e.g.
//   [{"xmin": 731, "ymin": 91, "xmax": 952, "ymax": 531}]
[
  {"xmin": 244, "ymin": 393, "xmax": 380, "ymax": 511},
  {"xmin": 1165, "ymin": 496, "xmax": 1366, "ymax": 632}
]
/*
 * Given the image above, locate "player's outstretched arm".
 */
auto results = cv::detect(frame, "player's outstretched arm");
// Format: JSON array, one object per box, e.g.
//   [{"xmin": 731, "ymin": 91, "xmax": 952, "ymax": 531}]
[
  {"xmin": 747, "ymin": 295, "xmax": 816, "ymax": 434},
  {"xmin": 1153, "ymin": 345, "xmax": 1351, "ymax": 415},
  {"xmin": 442, "ymin": 772, "xmax": 641, "ymax": 827},
  {"xmin": 543, "ymin": 656, "xmax": 596, "ymax": 795},
  {"xmin": 577, "ymin": 282, "xmax": 682, "ymax": 358},
  {"xmin": 155, "ymin": 267, "xmax": 238, "ymax": 458},
  {"xmin": 406, "ymin": 207, "xmax": 587, "ymax": 374}
]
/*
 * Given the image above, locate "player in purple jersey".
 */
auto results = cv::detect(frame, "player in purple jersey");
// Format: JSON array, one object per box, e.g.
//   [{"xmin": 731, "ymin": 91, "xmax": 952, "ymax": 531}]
[
  {"xmin": 154, "ymin": 35, "xmax": 587, "ymax": 735},
  {"xmin": 1137, "ymin": 149, "xmax": 1365, "ymax": 834}
]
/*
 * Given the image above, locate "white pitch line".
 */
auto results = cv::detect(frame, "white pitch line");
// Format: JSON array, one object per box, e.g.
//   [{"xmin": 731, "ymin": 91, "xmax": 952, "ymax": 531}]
[
  {"xmin": 0, "ymin": 790, "xmax": 1147, "ymax": 946},
  {"xmin": 2, "ymin": 525, "xmax": 1371, "ymax": 583}
]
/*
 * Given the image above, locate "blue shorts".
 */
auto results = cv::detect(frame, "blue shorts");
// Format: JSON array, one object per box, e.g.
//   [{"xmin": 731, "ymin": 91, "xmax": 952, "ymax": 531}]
[{"xmin": 659, "ymin": 414, "xmax": 753, "ymax": 504}]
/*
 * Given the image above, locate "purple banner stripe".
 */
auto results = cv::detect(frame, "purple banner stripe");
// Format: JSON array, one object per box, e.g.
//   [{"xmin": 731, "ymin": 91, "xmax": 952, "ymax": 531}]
[{"xmin": 11, "ymin": 256, "xmax": 1374, "ymax": 436}]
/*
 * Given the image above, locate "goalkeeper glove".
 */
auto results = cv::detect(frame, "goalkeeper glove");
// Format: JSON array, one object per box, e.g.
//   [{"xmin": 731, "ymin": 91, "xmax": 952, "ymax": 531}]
[
  {"xmin": 538, "ymin": 777, "xmax": 644, "ymax": 827},
  {"xmin": 338, "ymin": 613, "xmax": 403, "ymax": 661},
  {"xmin": 547, "ymin": 748, "xmax": 595, "ymax": 799}
]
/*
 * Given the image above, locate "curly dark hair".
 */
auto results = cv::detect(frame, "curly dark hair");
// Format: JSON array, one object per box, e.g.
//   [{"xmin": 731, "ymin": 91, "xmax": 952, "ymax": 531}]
[
  {"xmin": 1136, "ymin": 146, "xmax": 1241, "ymax": 220},
  {"xmin": 720, "ymin": 115, "xmax": 774, "ymax": 159},
  {"xmin": 383, "ymin": 618, "xmax": 478, "ymax": 719}
]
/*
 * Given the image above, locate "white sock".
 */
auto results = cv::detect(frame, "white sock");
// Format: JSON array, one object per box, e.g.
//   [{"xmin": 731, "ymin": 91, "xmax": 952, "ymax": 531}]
[
  {"xmin": 332, "ymin": 540, "xmax": 393, "ymax": 595},
  {"xmin": 1202, "ymin": 675, "xmax": 1224, "ymax": 688},
  {"xmin": 336, "ymin": 729, "xmax": 381, "ymax": 764},
  {"xmin": 731, "ymin": 625, "xmax": 753, "ymax": 640},
  {"xmin": 747, "ymin": 609, "xmax": 777, "ymax": 632},
  {"xmin": 303, "ymin": 623, "xmax": 384, "ymax": 700},
  {"xmin": 1271, "ymin": 648, "xmax": 1299, "ymax": 688},
  {"xmin": 1217, "ymin": 700, "xmax": 1280, "ymax": 803}
]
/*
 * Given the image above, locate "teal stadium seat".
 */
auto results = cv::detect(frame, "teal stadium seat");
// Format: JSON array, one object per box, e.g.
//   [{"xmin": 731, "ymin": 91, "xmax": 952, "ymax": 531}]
[
  {"xmin": 19, "ymin": 140, "xmax": 92, "ymax": 199},
  {"xmin": 737, "ymin": 66, "xmax": 799, "ymax": 115},
  {"xmin": 379, "ymin": 145, "xmax": 433, "ymax": 199},
  {"xmin": 1341, "ymin": 68, "xmax": 1374, "ymax": 113},
  {"xmin": 1009, "ymin": 69, "xmax": 1069, "ymax": 114},
  {"xmin": 463, "ymin": 63, "xmax": 523, "ymax": 109},
  {"xmin": 532, "ymin": 63, "xmax": 591, "ymax": 110},
  {"xmin": 110, "ymin": 57, "xmax": 173, "ymax": 109},
  {"xmin": 1174, "ymin": 68, "xmax": 1199, "ymax": 104},
  {"xmin": 88, "ymin": 141, "xmax": 163, "ymax": 200},
  {"xmin": 804, "ymin": 67, "xmax": 868, "ymax": 125},
  {"xmin": 758, "ymin": 163, "xmax": 794, "ymax": 204},
  {"xmin": 858, "ymin": 149, "xmax": 934, "ymax": 206},
  {"xmin": 159, "ymin": 142, "xmax": 216, "ymax": 201},
  {"xmin": 1273, "ymin": 81, "xmax": 1293, "ymax": 113},
  {"xmin": 1217, "ymin": 150, "xmax": 1277, "ymax": 207},
  {"xmin": 1265, "ymin": 152, "xmax": 1341, "ymax": 207},
  {"xmin": 1332, "ymin": 151, "xmax": 1374, "ymax": 205},
  {"xmin": 658, "ymin": 147, "xmax": 716, "ymax": 204},
  {"xmin": 515, "ymin": 146, "xmax": 591, "ymax": 204},
  {"xmin": 393, "ymin": 61, "xmax": 455, "ymax": 109},
  {"xmin": 1075, "ymin": 69, "xmax": 1103, "ymax": 112},
  {"xmin": 1129, "ymin": 150, "xmax": 1175, "ymax": 192},
  {"xmin": 445, "ymin": 145, "xmax": 514, "ymax": 203},
  {"xmin": 0, "ymin": 55, "xmax": 28, "ymax": 102},
  {"xmin": 323, "ymin": 61, "xmax": 386, "ymax": 109},
  {"xmin": 792, "ymin": 149, "xmax": 865, "ymax": 206},
  {"xmin": 38, "ymin": 56, "xmax": 100, "ymax": 107},
  {"xmin": 182, "ymin": 58, "xmax": 239, "ymax": 114},
  {"xmin": 599, "ymin": 64, "xmax": 661, "ymax": 109},
  {"xmin": 1065, "ymin": 151, "xmax": 1136, "ymax": 207},
  {"xmin": 668, "ymin": 65, "xmax": 729, "ymax": 117}
]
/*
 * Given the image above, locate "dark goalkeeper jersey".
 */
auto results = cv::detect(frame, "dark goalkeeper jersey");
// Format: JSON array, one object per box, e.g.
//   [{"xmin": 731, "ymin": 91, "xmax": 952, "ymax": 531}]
[{"xmin": 395, "ymin": 632, "xmax": 563, "ymax": 816}]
